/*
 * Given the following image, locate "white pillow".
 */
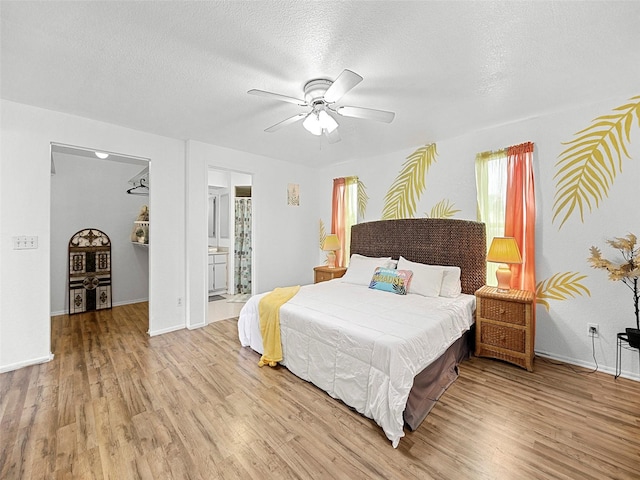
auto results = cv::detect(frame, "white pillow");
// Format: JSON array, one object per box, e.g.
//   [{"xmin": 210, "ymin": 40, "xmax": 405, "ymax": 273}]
[
  {"xmin": 439, "ymin": 266, "xmax": 462, "ymax": 297},
  {"xmin": 342, "ymin": 254, "xmax": 393, "ymax": 286},
  {"xmin": 397, "ymin": 256, "xmax": 444, "ymax": 297}
]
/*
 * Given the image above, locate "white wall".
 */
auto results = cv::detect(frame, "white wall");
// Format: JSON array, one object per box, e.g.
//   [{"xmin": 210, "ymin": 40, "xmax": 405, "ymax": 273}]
[
  {"xmin": 8, "ymin": 91, "xmax": 637, "ymax": 380},
  {"xmin": 50, "ymin": 153, "xmax": 149, "ymax": 314},
  {"xmin": 319, "ymin": 92, "xmax": 640, "ymax": 380},
  {"xmin": 186, "ymin": 140, "xmax": 320, "ymax": 329},
  {"xmin": 0, "ymin": 100, "xmax": 186, "ymax": 372},
  {"xmin": 1, "ymin": 99, "xmax": 323, "ymax": 372},
  {"xmin": 208, "ymin": 169, "xmax": 229, "ymax": 187}
]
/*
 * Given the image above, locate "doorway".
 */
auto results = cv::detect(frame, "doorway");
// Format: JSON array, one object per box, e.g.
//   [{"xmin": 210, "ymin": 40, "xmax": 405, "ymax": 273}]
[
  {"xmin": 206, "ymin": 167, "xmax": 253, "ymax": 323},
  {"xmin": 50, "ymin": 143, "xmax": 150, "ymax": 325}
]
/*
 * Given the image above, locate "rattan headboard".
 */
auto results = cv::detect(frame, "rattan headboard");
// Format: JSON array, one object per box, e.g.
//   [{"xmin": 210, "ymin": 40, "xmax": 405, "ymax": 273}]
[{"xmin": 350, "ymin": 218, "xmax": 486, "ymax": 295}]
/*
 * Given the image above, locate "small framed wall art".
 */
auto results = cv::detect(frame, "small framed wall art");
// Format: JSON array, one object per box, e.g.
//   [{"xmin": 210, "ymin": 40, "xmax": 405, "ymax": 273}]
[{"xmin": 287, "ymin": 183, "xmax": 300, "ymax": 206}]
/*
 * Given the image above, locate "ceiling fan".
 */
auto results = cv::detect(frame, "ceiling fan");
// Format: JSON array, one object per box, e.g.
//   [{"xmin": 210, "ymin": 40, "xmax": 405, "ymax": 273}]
[{"xmin": 248, "ymin": 69, "xmax": 395, "ymax": 143}]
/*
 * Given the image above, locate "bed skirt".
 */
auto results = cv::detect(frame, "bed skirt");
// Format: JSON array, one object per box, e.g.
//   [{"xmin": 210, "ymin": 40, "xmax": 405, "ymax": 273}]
[{"xmin": 403, "ymin": 327, "xmax": 474, "ymax": 431}]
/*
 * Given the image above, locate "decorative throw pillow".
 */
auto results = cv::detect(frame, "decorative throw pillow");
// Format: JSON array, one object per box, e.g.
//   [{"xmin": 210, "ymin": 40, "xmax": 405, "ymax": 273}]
[
  {"xmin": 369, "ymin": 267, "xmax": 413, "ymax": 295},
  {"xmin": 397, "ymin": 256, "xmax": 444, "ymax": 297},
  {"xmin": 341, "ymin": 254, "xmax": 393, "ymax": 286}
]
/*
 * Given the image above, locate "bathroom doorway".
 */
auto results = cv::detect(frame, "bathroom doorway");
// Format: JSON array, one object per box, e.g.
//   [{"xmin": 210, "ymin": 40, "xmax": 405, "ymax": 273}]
[{"xmin": 207, "ymin": 168, "xmax": 253, "ymax": 323}]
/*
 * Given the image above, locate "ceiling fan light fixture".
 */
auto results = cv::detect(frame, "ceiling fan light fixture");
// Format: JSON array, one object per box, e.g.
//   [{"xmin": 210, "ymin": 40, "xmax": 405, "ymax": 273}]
[
  {"xmin": 303, "ymin": 113, "xmax": 322, "ymax": 136},
  {"xmin": 318, "ymin": 110, "xmax": 338, "ymax": 133},
  {"xmin": 249, "ymin": 69, "xmax": 395, "ymax": 138}
]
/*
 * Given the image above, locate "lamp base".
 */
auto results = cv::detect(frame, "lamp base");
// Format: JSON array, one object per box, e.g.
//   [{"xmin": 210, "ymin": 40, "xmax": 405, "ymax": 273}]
[
  {"xmin": 495, "ymin": 264, "xmax": 512, "ymax": 292},
  {"xmin": 326, "ymin": 251, "xmax": 336, "ymax": 268}
]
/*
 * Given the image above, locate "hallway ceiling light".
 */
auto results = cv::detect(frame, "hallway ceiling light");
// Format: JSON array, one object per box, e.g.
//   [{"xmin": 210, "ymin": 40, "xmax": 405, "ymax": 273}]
[{"xmin": 95, "ymin": 152, "xmax": 109, "ymax": 159}]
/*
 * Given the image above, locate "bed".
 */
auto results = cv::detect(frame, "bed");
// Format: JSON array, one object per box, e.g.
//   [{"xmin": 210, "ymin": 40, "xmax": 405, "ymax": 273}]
[{"xmin": 238, "ymin": 218, "xmax": 486, "ymax": 447}]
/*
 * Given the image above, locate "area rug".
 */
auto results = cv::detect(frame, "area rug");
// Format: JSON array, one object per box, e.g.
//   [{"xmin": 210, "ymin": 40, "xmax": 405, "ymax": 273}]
[{"xmin": 208, "ymin": 295, "xmax": 225, "ymax": 302}]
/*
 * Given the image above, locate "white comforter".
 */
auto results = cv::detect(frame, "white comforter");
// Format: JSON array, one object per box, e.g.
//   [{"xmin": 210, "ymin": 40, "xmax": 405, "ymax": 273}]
[{"xmin": 237, "ymin": 279, "xmax": 475, "ymax": 447}]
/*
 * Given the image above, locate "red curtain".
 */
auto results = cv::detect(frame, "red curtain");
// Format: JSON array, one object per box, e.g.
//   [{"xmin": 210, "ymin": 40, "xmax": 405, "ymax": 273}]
[
  {"xmin": 331, "ymin": 178, "xmax": 346, "ymax": 267},
  {"xmin": 504, "ymin": 142, "xmax": 536, "ymax": 292}
]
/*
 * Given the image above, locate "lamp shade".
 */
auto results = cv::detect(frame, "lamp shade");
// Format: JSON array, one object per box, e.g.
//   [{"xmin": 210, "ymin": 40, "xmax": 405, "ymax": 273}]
[
  {"xmin": 487, "ymin": 237, "xmax": 522, "ymax": 264},
  {"xmin": 318, "ymin": 110, "xmax": 339, "ymax": 133},
  {"xmin": 303, "ymin": 113, "xmax": 322, "ymax": 135},
  {"xmin": 322, "ymin": 234, "xmax": 340, "ymax": 251}
]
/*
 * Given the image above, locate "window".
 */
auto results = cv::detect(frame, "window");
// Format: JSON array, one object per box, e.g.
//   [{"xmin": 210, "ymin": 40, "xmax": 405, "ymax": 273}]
[
  {"xmin": 476, "ymin": 142, "xmax": 536, "ymax": 292},
  {"xmin": 475, "ymin": 150, "xmax": 508, "ymax": 286},
  {"xmin": 331, "ymin": 176, "xmax": 358, "ymax": 267}
]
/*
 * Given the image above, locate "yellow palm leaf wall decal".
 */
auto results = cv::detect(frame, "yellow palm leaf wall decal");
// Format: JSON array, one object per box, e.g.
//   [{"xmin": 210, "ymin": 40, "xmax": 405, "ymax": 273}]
[
  {"xmin": 319, "ymin": 219, "xmax": 326, "ymax": 249},
  {"xmin": 382, "ymin": 143, "xmax": 437, "ymax": 220},
  {"xmin": 357, "ymin": 179, "xmax": 369, "ymax": 219},
  {"xmin": 553, "ymin": 95, "xmax": 640, "ymax": 229},
  {"xmin": 428, "ymin": 198, "xmax": 461, "ymax": 219},
  {"xmin": 535, "ymin": 272, "xmax": 591, "ymax": 311}
]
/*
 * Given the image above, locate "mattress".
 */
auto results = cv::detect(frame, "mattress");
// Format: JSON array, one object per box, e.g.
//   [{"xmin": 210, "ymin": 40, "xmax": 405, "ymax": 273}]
[{"xmin": 238, "ymin": 279, "xmax": 476, "ymax": 447}]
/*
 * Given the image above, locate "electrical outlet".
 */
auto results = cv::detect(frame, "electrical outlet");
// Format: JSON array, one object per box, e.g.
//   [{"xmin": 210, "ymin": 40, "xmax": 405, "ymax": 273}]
[
  {"xmin": 588, "ymin": 323, "xmax": 599, "ymax": 338},
  {"xmin": 177, "ymin": 297, "xmax": 183, "ymax": 307}
]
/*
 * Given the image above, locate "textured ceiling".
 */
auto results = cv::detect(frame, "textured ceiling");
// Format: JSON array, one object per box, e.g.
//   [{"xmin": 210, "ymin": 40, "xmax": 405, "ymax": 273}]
[{"xmin": 2, "ymin": 1, "xmax": 639, "ymax": 167}]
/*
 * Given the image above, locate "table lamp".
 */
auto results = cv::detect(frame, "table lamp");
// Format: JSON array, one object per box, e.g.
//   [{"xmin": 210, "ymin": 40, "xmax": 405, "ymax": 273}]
[
  {"xmin": 322, "ymin": 234, "xmax": 341, "ymax": 268},
  {"xmin": 487, "ymin": 236, "xmax": 522, "ymax": 292}
]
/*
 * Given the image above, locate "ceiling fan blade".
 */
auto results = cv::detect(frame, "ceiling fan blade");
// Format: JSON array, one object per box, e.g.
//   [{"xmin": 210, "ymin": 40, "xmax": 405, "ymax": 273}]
[
  {"xmin": 248, "ymin": 89, "xmax": 307, "ymax": 106},
  {"xmin": 325, "ymin": 128, "xmax": 341, "ymax": 144},
  {"xmin": 336, "ymin": 105, "xmax": 395, "ymax": 123},
  {"xmin": 264, "ymin": 113, "xmax": 307, "ymax": 132},
  {"xmin": 323, "ymin": 69, "xmax": 363, "ymax": 103}
]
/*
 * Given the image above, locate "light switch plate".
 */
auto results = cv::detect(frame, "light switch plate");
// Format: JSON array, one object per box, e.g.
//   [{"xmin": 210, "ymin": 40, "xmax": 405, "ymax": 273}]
[{"xmin": 13, "ymin": 236, "xmax": 38, "ymax": 249}]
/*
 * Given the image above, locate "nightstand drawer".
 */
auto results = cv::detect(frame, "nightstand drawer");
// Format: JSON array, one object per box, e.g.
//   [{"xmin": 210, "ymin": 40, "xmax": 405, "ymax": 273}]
[
  {"xmin": 480, "ymin": 323, "xmax": 526, "ymax": 353},
  {"xmin": 480, "ymin": 299, "xmax": 526, "ymax": 325},
  {"xmin": 313, "ymin": 266, "xmax": 347, "ymax": 284},
  {"xmin": 316, "ymin": 271, "xmax": 334, "ymax": 283}
]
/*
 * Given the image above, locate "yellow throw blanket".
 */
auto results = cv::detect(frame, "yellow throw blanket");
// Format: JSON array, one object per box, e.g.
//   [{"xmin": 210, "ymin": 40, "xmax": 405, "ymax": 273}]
[{"xmin": 258, "ymin": 285, "xmax": 300, "ymax": 367}]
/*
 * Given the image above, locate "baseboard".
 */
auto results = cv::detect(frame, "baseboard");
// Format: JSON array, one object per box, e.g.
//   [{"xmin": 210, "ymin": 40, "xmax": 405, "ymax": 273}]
[
  {"xmin": 535, "ymin": 350, "xmax": 640, "ymax": 382},
  {"xmin": 0, "ymin": 352, "xmax": 54, "ymax": 373},
  {"xmin": 50, "ymin": 298, "xmax": 149, "ymax": 317},
  {"xmin": 148, "ymin": 323, "xmax": 185, "ymax": 337}
]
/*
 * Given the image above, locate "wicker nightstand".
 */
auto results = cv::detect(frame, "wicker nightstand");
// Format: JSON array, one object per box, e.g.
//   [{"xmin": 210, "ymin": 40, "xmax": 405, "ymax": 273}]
[
  {"xmin": 314, "ymin": 266, "xmax": 347, "ymax": 284},
  {"xmin": 475, "ymin": 285, "xmax": 535, "ymax": 371}
]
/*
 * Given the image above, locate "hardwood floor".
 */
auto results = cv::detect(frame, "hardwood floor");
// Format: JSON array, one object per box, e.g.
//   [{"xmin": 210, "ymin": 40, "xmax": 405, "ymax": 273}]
[{"xmin": 1, "ymin": 303, "xmax": 638, "ymax": 479}]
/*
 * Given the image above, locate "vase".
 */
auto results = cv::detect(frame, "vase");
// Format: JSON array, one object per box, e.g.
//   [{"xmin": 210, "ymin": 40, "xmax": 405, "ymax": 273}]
[{"xmin": 626, "ymin": 327, "xmax": 640, "ymax": 348}]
